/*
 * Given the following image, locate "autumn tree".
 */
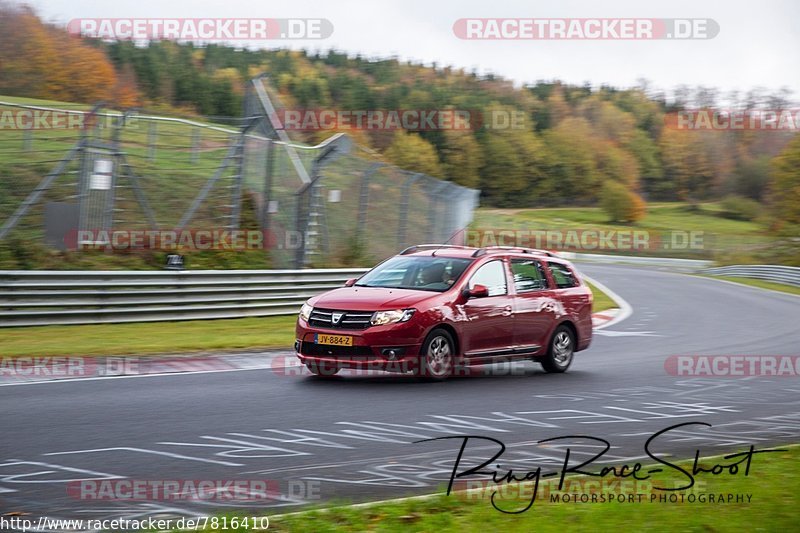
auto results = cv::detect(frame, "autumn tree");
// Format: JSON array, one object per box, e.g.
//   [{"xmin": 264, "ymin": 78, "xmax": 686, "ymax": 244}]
[
  {"xmin": 384, "ymin": 130, "xmax": 444, "ymax": 178},
  {"xmin": 600, "ymin": 181, "xmax": 646, "ymax": 223},
  {"xmin": 441, "ymin": 129, "xmax": 483, "ymax": 188},
  {"xmin": 113, "ymin": 62, "xmax": 141, "ymax": 108},
  {"xmin": 478, "ymin": 105, "xmax": 547, "ymax": 207},
  {"xmin": 541, "ymin": 117, "xmax": 601, "ymax": 204},
  {"xmin": 659, "ymin": 129, "xmax": 716, "ymax": 202},
  {"xmin": 0, "ymin": 5, "xmax": 117, "ymax": 103},
  {"xmin": 626, "ymin": 129, "xmax": 666, "ymax": 199},
  {"xmin": 769, "ymin": 135, "xmax": 800, "ymax": 225}
]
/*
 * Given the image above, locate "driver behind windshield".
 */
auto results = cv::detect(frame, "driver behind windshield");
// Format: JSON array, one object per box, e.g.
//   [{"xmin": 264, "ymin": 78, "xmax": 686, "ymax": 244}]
[{"xmin": 418, "ymin": 262, "xmax": 448, "ymax": 290}]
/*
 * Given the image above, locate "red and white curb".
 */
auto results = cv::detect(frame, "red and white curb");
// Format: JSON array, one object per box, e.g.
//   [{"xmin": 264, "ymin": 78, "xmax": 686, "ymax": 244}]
[
  {"xmin": 0, "ymin": 352, "xmax": 290, "ymax": 387},
  {"xmin": 592, "ymin": 308, "xmax": 621, "ymax": 328},
  {"xmin": 582, "ymin": 274, "xmax": 632, "ymax": 330}
]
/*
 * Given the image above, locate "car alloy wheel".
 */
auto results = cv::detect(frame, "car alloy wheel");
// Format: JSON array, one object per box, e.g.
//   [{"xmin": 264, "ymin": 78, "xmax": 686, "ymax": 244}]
[
  {"xmin": 419, "ymin": 329, "xmax": 455, "ymax": 380},
  {"xmin": 541, "ymin": 325, "xmax": 574, "ymax": 373}
]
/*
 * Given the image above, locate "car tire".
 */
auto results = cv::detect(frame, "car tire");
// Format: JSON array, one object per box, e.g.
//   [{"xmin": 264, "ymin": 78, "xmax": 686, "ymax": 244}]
[
  {"xmin": 306, "ymin": 363, "xmax": 340, "ymax": 377},
  {"xmin": 417, "ymin": 328, "xmax": 455, "ymax": 380},
  {"xmin": 540, "ymin": 325, "xmax": 575, "ymax": 373}
]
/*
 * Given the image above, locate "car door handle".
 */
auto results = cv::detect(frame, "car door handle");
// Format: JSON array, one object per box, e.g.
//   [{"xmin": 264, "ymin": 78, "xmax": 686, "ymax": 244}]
[{"xmin": 502, "ymin": 305, "xmax": 513, "ymax": 316}]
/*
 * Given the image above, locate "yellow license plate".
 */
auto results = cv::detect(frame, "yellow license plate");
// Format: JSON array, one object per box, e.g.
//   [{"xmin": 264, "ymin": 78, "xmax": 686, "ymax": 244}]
[{"xmin": 314, "ymin": 334, "xmax": 353, "ymax": 346}]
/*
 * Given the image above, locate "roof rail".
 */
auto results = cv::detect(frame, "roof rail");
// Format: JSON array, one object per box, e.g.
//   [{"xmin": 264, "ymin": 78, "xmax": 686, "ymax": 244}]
[
  {"xmin": 399, "ymin": 244, "xmax": 475, "ymax": 255},
  {"xmin": 472, "ymin": 246, "xmax": 555, "ymax": 258}
]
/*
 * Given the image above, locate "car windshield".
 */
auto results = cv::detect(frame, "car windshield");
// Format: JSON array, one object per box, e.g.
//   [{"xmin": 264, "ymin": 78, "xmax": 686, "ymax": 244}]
[{"xmin": 355, "ymin": 256, "xmax": 473, "ymax": 292}]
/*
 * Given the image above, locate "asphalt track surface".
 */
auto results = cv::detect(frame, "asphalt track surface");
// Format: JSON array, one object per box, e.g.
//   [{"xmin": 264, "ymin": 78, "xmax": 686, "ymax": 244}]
[{"xmin": 2, "ymin": 263, "xmax": 800, "ymax": 524}]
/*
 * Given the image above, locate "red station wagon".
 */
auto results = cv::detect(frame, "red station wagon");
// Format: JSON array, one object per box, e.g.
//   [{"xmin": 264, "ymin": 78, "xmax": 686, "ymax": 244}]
[{"xmin": 295, "ymin": 245, "xmax": 593, "ymax": 379}]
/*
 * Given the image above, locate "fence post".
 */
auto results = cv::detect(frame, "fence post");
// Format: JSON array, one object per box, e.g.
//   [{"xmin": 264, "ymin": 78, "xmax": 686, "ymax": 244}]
[
  {"xmin": 23, "ymin": 129, "xmax": 32, "ymax": 152},
  {"xmin": 228, "ymin": 133, "xmax": 244, "ymax": 231},
  {"xmin": 355, "ymin": 163, "xmax": 382, "ymax": 247},
  {"xmin": 293, "ymin": 187, "xmax": 309, "ymax": 269},
  {"xmin": 147, "ymin": 121, "xmax": 157, "ymax": 161},
  {"xmin": 190, "ymin": 127, "xmax": 200, "ymax": 164},
  {"xmin": 397, "ymin": 173, "xmax": 421, "ymax": 248},
  {"xmin": 261, "ymin": 138, "xmax": 275, "ymax": 233}
]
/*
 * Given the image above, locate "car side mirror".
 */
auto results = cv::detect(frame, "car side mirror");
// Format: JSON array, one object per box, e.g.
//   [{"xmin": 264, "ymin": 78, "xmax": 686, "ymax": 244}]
[
  {"xmin": 344, "ymin": 278, "xmax": 357, "ymax": 287},
  {"xmin": 463, "ymin": 284, "xmax": 489, "ymax": 299}
]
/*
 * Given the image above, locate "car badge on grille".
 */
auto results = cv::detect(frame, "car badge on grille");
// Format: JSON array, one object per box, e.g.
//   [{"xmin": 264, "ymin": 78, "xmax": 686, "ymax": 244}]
[{"xmin": 331, "ymin": 312, "xmax": 344, "ymax": 324}]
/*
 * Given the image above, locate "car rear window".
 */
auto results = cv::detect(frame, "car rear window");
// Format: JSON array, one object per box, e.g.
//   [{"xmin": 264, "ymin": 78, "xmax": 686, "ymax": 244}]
[
  {"xmin": 548, "ymin": 262, "xmax": 578, "ymax": 289},
  {"xmin": 510, "ymin": 258, "xmax": 548, "ymax": 292}
]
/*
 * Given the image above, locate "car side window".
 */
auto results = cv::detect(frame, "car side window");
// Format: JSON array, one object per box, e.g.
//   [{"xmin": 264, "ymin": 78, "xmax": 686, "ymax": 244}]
[
  {"xmin": 469, "ymin": 260, "xmax": 507, "ymax": 296},
  {"xmin": 548, "ymin": 262, "xmax": 578, "ymax": 289},
  {"xmin": 510, "ymin": 259, "xmax": 548, "ymax": 292}
]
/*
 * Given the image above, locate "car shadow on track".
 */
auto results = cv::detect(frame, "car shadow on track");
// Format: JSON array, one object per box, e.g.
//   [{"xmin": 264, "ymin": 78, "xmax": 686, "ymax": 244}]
[{"xmin": 295, "ymin": 363, "xmax": 589, "ymax": 388}]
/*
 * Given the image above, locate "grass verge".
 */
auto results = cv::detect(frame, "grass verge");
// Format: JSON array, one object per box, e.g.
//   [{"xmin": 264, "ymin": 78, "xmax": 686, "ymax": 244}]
[
  {"xmin": 472, "ymin": 202, "xmax": 800, "ymax": 266},
  {"xmin": 473, "ymin": 202, "xmax": 768, "ymax": 237},
  {"xmin": 249, "ymin": 445, "xmax": 800, "ymax": 532},
  {"xmin": 587, "ymin": 280, "xmax": 616, "ymax": 313},
  {"xmin": 703, "ymin": 275, "xmax": 800, "ymax": 297},
  {"xmin": 0, "ymin": 316, "xmax": 297, "ymax": 357}
]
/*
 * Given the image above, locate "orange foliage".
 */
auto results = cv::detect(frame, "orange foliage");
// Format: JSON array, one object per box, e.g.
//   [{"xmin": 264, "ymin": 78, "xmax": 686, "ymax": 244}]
[
  {"xmin": 113, "ymin": 64, "xmax": 142, "ymax": 108},
  {"xmin": 0, "ymin": 5, "xmax": 122, "ymax": 104}
]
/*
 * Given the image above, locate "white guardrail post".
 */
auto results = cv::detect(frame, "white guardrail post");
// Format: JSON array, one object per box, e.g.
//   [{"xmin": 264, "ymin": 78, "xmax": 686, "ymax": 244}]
[{"xmin": 565, "ymin": 252, "xmax": 714, "ymax": 270}]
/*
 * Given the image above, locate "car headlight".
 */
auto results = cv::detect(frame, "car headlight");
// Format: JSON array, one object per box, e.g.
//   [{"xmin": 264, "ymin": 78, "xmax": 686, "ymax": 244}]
[
  {"xmin": 299, "ymin": 303, "xmax": 313, "ymax": 322},
  {"xmin": 370, "ymin": 309, "xmax": 415, "ymax": 326}
]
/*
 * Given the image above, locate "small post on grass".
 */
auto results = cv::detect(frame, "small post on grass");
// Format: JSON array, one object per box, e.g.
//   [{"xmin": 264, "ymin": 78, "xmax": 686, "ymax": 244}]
[
  {"xmin": 23, "ymin": 129, "xmax": 32, "ymax": 152},
  {"xmin": 190, "ymin": 127, "xmax": 200, "ymax": 164},
  {"xmin": 147, "ymin": 121, "xmax": 157, "ymax": 162}
]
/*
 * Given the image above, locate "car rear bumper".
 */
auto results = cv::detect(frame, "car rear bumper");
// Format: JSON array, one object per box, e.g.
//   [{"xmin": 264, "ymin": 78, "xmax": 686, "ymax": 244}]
[{"xmin": 576, "ymin": 315, "xmax": 593, "ymax": 351}]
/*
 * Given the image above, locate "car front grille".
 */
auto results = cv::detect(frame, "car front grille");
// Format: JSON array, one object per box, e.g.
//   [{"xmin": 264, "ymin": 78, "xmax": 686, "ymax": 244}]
[{"xmin": 308, "ymin": 308, "xmax": 373, "ymax": 330}]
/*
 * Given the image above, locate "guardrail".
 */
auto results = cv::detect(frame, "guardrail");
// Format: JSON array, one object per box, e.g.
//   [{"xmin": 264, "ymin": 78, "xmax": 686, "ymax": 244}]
[
  {"xmin": 701, "ymin": 265, "xmax": 800, "ymax": 287},
  {"xmin": 563, "ymin": 252, "xmax": 714, "ymax": 270},
  {"xmin": 0, "ymin": 269, "xmax": 369, "ymax": 327},
  {"xmin": 3, "ymin": 260, "xmax": 794, "ymax": 328}
]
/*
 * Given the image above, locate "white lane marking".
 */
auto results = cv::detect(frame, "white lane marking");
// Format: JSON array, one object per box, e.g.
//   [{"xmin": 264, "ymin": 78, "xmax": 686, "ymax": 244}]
[
  {"xmin": 44, "ymin": 447, "xmax": 243, "ymax": 467},
  {"xmin": 582, "ymin": 274, "xmax": 633, "ymax": 329},
  {"xmin": 695, "ymin": 274, "xmax": 800, "ymax": 299},
  {"xmin": 594, "ymin": 330, "xmax": 662, "ymax": 337},
  {"xmin": 0, "ymin": 460, "xmax": 122, "ymax": 483}
]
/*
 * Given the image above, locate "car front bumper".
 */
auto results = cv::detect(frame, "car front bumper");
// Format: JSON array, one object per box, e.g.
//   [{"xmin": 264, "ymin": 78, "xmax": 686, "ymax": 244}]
[{"xmin": 295, "ymin": 318, "xmax": 425, "ymax": 372}]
